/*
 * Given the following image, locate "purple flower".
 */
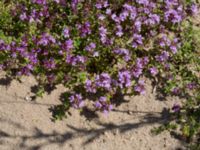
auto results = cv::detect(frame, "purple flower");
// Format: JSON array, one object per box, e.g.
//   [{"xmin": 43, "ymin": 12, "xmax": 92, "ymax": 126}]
[
  {"xmin": 106, "ymin": 8, "xmax": 112, "ymax": 15},
  {"xmin": 164, "ymin": 63, "xmax": 171, "ymax": 71},
  {"xmin": 119, "ymin": 10, "xmax": 129, "ymax": 22},
  {"xmin": 54, "ymin": 0, "xmax": 60, "ymax": 3},
  {"xmin": 172, "ymin": 104, "xmax": 181, "ymax": 112},
  {"xmin": 93, "ymin": 51, "xmax": 99, "ymax": 57},
  {"xmin": 62, "ymin": 39, "xmax": 74, "ymax": 51},
  {"xmin": 155, "ymin": 51, "xmax": 170, "ymax": 62},
  {"xmin": 132, "ymin": 34, "xmax": 143, "ymax": 48},
  {"xmin": 149, "ymin": 67, "xmax": 158, "ymax": 76},
  {"xmin": 94, "ymin": 96, "xmax": 113, "ymax": 114},
  {"xmin": 43, "ymin": 58, "xmax": 56, "ymax": 69},
  {"xmin": 116, "ymin": 25, "xmax": 123, "ymax": 37},
  {"xmin": 17, "ymin": 64, "xmax": 34, "ymax": 76},
  {"xmin": 95, "ymin": 73, "xmax": 112, "ymax": 90},
  {"xmin": 113, "ymin": 48, "xmax": 130, "ymax": 61},
  {"xmin": 187, "ymin": 4, "xmax": 198, "ymax": 15},
  {"xmin": 103, "ymin": 1, "xmax": 109, "ymax": 8},
  {"xmin": 134, "ymin": 80, "xmax": 146, "ymax": 95},
  {"xmin": 131, "ymin": 57, "xmax": 149, "ymax": 78},
  {"xmin": 38, "ymin": 38, "xmax": 48, "ymax": 46},
  {"xmin": 0, "ymin": 64, "xmax": 4, "ymax": 70},
  {"xmin": 98, "ymin": 14, "xmax": 106, "ymax": 20},
  {"xmin": 159, "ymin": 35, "xmax": 171, "ymax": 47},
  {"xmin": 85, "ymin": 79, "xmax": 97, "ymax": 93},
  {"xmin": 123, "ymin": 4, "xmax": 132, "ymax": 11},
  {"xmin": 38, "ymin": 33, "xmax": 56, "ymax": 46},
  {"xmin": 20, "ymin": 13, "xmax": 27, "ymax": 21},
  {"xmin": 132, "ymin": 67, "xmax": 143, "ymax": 78},
  {"xmin": 63, "ymin": 27, "xmax": 70, "ymax": 38},
  {"xmin": 78, "ymin": 22, "xmax": 91, "ymax": 37},
  {"xmin": 170, "ymin": 45, "xmax": 178, "ymax": 54},
  {"xmin": 134, "ymin": 20, "xmax": 142, "ymax": 32},
  {"xmin": 135, "ymin": 57, "xmax": 149, "ymax": 69},
  {"xmin": 164, "ymin": 9, "xmax": 183, "ymax": 24},
  {"xmin": 95, "ymin": 3, "xmax": 102, "ymax": 9},
  {"xmin": 186, "ymin": 82, "xmax": 197, "ymax": 90},
  {"xmin": 28, "ymin": 52, "xmax": 38, "ymax": 65},
  {"xmin": 71, "ymin": 0, "xmax": 79, "ymax": 12},
  {"xmin": 172, "ymin": 87, "xmax": 181, "ymax": 95},
  {"xmin": 99, "ymin": 26, "xmax": 107, "ymax": 43},
  {"xmin": 69, "ymin": 93, "xmax": 84, "ymax": 109},
  {"xmin": 85, "ymin": 42, "xmax": 96, "ymax": 52},
  {"xmin": 144, "ymin": 14, "xmax": 160, "ymax": 26},
  {"xmin": 66, "ymin": 55, "xmax": 86, "ymax": 66},
  {"xmin": 165, "ymin": 0, "xmax": 179, "ymax": 7},
  {"xmin": 0, "ymin": 40, "xmax": 5, "ymax": 50},
  {"xmin": 170, "ymin": 38, "xmax": 180, "ymax": 54},
  {"xmin": 136, "ymin": 0, "xmax": 149, "ymax": 6},
  {"xmin": 99, "ymin": 26, "xmax": 107, "ymax": 35},
  {"xmin": 130, "ymin": 10, "xmax": 137, "ymax": 20},
  {"xmin": 118, "ymin": 70, "xmax": 132, "ymax": 88},
  {"xmin": 142, "ymin": 57, "xmax": 149, "ymax": 66},
  {"xmin": 111, "ymin": 13, "xmax": 120, "ymax": 23},
  {"xmin": 32, "ymin": 0, "xmax": 47, "ymax": 5}
]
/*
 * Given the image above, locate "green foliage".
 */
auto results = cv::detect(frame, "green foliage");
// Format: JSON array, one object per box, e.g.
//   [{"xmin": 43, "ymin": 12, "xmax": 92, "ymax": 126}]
[
  {"xmin": 51, "ymin": 92, "xmax": 71, "ymax": 121},
  {"xmin": 154, "ymin": 19, "xmax": 200, "ymax": 145},
  {"xmin": 0, "ymin": 1, "xmax": 12, "ymax": 31},
  {"xmin": 151, "ymin": 123, "xmax": 177, "ymax": 135},
  {"xmin": 189, "ymin": 143, "xmax": 200, "ymax": 150},
  {"xmin": 0, "ymin": 1, "xmax": 199, "ymax": 148}
]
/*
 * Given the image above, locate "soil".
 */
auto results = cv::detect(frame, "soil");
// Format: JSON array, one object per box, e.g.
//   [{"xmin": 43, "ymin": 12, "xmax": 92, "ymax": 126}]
[{"xmin": 0, "ymin": 72, "xmax": 185, "ymax": 150}]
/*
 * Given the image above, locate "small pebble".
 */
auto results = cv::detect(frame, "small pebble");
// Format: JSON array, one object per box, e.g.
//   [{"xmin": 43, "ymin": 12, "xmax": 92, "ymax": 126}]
[
  {"xmin": 25, "ymin": 96, "xmax": 31, "ymax": 101},
  {"xmin": 128, "ymin": 110, "xmax": 133, "ymax": 115}
]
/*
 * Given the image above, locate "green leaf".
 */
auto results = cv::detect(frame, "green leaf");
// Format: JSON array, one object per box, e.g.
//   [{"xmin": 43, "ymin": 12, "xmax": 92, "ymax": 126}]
[
  {"xmin": 36, "ymin": 86, "xmax": 45, "ymax": 98},
  {"xmin": 183, "ymin": 125, "xmax": 190, "ymax": 137},
  {"xmin": 74, "ymin": 38, "xmax": 81, "ymax": 49},
  {"xmin": 77, "ymin": 72, "xmax": 87, "ymax": 83}
]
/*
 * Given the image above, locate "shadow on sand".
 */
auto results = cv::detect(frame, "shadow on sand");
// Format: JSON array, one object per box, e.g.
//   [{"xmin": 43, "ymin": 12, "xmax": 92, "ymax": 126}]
[{"xmin": 0, "ymin": 107, "xmax": 184, "ymax": 150}]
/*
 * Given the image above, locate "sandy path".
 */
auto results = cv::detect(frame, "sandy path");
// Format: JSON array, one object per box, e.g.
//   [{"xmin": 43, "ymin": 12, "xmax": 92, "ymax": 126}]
[{"xmin": 0, "ymin": 73, "xmax": 184, "ymax": 150}]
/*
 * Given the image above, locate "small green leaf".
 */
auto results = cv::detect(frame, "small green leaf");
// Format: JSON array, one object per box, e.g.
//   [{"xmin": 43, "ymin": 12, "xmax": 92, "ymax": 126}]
[
  {"xmin": 183, "ymin": 125, "xmax": 190, "ymax": 137},
  {"xmin": 77, "ymin": 72, "xmax": 87, "ymax": 83}
]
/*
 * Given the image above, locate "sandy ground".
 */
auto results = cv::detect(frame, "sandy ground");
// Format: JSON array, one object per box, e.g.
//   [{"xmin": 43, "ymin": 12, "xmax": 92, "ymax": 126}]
[{"xmin": 0, "ymin": 72, "xmax": 185, "ymax": 150}]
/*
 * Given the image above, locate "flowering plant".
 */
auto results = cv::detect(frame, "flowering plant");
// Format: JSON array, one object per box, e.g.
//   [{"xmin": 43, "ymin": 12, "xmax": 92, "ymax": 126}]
[{"xmin": 0, "ymin": 0, "xmax": 199, "ymax": 145}]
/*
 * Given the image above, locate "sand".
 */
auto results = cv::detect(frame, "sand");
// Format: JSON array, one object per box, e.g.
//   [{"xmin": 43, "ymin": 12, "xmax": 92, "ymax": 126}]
[{"xmin": 0, "ymin": 72, "xmax": 185, "ymax": 150}]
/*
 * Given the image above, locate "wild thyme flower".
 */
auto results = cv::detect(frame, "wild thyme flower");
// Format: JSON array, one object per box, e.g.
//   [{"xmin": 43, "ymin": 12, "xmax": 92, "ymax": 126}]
[
  {"xmin": 134, "ymin": 80, "xmax": 146, "ymax": 95},
  {"xmin": 118, "ymin": 70, "xmax": 132, "ymax": 88},
  {"xmin": 95, "ymin": 73, "xmax": 112, "ymax": 91},
  {"xmin": 0, "ymin": 0, "xmax": 198, "ymax": 116},
  {"xmin": 149, "ymin": 67, "xmax": 158, "ymax": 76},
  {"xmin": 69, "ymin": 93, "xmax": 84, "ymax": 109},
  {"xmin": 94, "ymin": 96, "xmax": 113, "ymax": 114}
]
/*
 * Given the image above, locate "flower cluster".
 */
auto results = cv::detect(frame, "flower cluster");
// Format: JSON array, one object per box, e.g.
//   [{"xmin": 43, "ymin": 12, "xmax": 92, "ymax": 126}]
[
  {"xmin": 0, "ymin": 0, "xmax": 198, "ymax": 115},
  {"xmin": 69, "ymin": 93, "xmax": 84, "ymax": 109},
  {"xmin": 94, "ymin": 96, "xmax": 113, "ymax": 114}
]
